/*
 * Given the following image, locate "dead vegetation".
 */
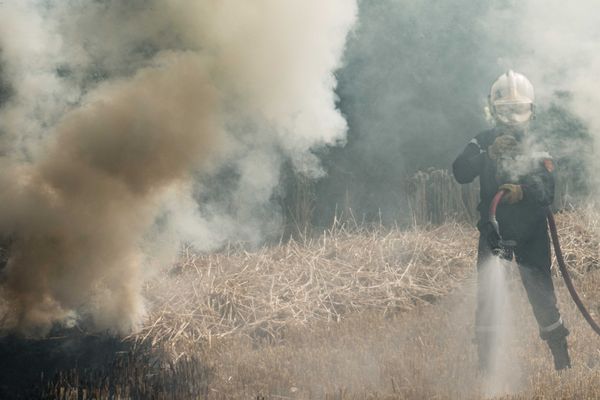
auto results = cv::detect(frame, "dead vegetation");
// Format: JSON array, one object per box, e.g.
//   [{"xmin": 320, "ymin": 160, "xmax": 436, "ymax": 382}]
[
  {"xmin": 133, "ymin": 209, "xmax": 598, "ymax": 355},
  {"xmin": 552, "ymin": 207, "xmax": 600, "ymax": 275},
  {"xmin": 132, "ymin": 220, "xmax": 477, "ymax": 354},
  {"xmin": 191, "ymin": 210, "xmax": 600, "ymax": 400},
  {"xmin": 40, "ymin": 209, "xmax": 600, "ymax": 399}
]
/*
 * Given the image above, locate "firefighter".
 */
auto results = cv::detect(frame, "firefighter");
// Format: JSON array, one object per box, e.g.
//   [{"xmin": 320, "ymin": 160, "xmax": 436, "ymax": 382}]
[{"xmin": 452, "ymin": 70, "xmax": 570, "ymax": 371}]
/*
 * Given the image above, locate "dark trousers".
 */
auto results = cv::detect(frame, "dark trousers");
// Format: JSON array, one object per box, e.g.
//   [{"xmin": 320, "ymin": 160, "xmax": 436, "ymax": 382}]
[{"xmin": 475, "ymin": 225, "xmax": 565, "ymax": 341}]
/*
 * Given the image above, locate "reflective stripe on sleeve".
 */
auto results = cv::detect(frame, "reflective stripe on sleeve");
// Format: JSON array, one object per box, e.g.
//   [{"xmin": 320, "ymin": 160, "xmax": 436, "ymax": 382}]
[{"xmin": 540, "ymin": 318, "xmax": 563, "ymax": 333}]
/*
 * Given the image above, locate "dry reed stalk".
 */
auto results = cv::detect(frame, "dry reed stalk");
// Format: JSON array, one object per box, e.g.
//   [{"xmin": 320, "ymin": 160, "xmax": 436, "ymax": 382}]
[
  {"xmin": 553, "ymin": 208, "xmax": 600, "ymax": 275},
  {"xmin": 130, "ymin": 208, "xmax": 600, "ymax": 360},
  {"xmin": 130, "ymin": 220, "xmax": 478, "ymax": 355},
  {"xmin": 408, "ymin": 169, "xmax": 479, "ymax": 226},
  {"xmin": 407, "ymin": 168, "xmax": 575, "ymax": 226}
]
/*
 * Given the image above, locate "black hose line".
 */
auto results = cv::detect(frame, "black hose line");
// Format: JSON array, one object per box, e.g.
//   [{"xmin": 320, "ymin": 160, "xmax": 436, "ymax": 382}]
[
  {"xmin": 546, "ymin": 209, "xmax": 600, "ymax": 336},
  {"xmin": 490, "ymin": 191, "xmax": 600, "ymax": 336}
]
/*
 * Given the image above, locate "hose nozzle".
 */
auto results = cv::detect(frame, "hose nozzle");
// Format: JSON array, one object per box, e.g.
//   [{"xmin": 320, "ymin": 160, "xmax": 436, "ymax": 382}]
[{"xmin": 488, "ymin": 190, "xmax": 517, "ymax": 260}]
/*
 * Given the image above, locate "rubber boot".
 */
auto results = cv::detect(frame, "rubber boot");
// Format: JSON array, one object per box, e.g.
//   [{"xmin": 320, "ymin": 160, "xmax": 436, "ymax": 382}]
[
  {"xmin": 548, "ymin": 337, "xmax": 571, "ymax": 371},
  {"xmin": 541, "ymin": 323, "xmax": 570, "ymax": 371}
]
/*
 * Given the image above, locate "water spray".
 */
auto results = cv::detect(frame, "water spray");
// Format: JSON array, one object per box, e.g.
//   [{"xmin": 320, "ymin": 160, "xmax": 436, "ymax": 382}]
[{"xmin": 488, "ymin": 189, "xmax": 600, "ymax": 336}]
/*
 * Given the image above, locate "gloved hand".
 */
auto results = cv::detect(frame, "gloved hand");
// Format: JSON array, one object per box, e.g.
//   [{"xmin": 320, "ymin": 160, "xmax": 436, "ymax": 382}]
[
  {"xmin": 488, "ymin": 135, "xmax": 519, "ymax": 161},
  {"xmin": 499, "ymin": 183, "xmax": 523, "ymax": 204}
]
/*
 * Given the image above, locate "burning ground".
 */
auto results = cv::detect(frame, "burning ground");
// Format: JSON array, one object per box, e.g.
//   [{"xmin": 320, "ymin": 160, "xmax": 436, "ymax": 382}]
[{"xmin": 5, "ymin": 209, "xmax": 597, "ymax": 399}]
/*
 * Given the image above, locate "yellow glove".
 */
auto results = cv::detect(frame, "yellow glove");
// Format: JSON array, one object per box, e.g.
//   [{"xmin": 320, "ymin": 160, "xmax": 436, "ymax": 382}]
[
  {"xmin": 499, "ymin": 184, "xmax": 523, "ymax": 204},
  {"xmin": 488, "ymin": 135, "xmax": 519, "ymax": 161}
]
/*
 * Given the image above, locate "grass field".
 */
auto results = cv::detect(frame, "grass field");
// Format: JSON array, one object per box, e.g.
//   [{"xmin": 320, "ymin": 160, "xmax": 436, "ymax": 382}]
[{"xmin": 36, "ymin": 210, "xmax": 600, "ymax": 399}]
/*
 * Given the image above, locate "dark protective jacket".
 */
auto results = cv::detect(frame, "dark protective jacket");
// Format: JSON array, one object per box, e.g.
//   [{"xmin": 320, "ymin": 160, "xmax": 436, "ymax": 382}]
[{"xmin": 452, "ymin": 128, "xmax": 555, "ymax": 243}]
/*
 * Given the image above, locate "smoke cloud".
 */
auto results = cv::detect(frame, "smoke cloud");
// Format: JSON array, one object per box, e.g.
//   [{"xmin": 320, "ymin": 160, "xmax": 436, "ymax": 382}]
[
  {"xmin": 314, "ymin": 0, "xmax": 495, "ymax": 224},
  {"xmin": 315, "ymin": 0, "xmax": 594, "ymax": 225},
  {"xmin": 0, "ymin": 0, "xmax": 357, "ymax": 335},
  {"xmin": 481, "ymin": 1, "xmax": 600, "ymax": 190}
]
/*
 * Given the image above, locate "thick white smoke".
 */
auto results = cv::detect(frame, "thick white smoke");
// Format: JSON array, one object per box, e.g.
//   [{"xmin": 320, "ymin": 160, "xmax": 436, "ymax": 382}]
[
  {"xmin": 484, "ymin": 1, "xmax": 600, "ymax": 183},
  {"xmin": 0, "ymin": 0, "xmax": 357, "ymax": 335}
]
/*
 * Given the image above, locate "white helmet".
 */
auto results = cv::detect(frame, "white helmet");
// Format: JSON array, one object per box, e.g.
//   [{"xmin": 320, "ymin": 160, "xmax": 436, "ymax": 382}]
[{"xmin": 489, "ymin": 70, "xmax": 535, "ymax": 127}]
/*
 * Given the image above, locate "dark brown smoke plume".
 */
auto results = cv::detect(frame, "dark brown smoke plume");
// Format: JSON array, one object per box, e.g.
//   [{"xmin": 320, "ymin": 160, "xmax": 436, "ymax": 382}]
[
  {"xmin": 0, "ymin": 0, "xmax": 357, "ymax": 335},
  {"xmin": 0, "ymin": 53, "xmax": 217, "ymax": 334}
]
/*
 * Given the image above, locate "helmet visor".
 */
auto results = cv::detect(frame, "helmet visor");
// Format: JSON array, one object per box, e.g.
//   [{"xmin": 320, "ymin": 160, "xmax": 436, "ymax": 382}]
[{"xmin": 493, "ymin": 102, "xmax": 533, "ymax": 125}]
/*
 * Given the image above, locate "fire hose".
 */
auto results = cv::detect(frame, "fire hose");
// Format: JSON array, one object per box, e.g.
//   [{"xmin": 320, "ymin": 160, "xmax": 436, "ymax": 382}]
[{"xmin": 489, "ymin": 190, "xmax": 600, "ymax": 336}]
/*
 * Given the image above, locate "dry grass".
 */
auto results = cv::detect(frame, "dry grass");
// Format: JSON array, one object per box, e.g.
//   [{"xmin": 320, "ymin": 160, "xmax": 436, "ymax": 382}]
[
  {"xmin": 551, "ymin": 207, "xmax": 600, "ymax": 275},
  {"xmin": 187, "ymin": 210, "xmax": 600, "ymax": 400},
  {"xmin": 131, "ymin": 220, "xmax": 477, "ymax": 355},
  {"xmin": 45, "ymin": 209, "xmax": 600, "ymax": 399},
  {"xmin": 199, "ymin": 266, "xmax": 600, "ymax": 400}
]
